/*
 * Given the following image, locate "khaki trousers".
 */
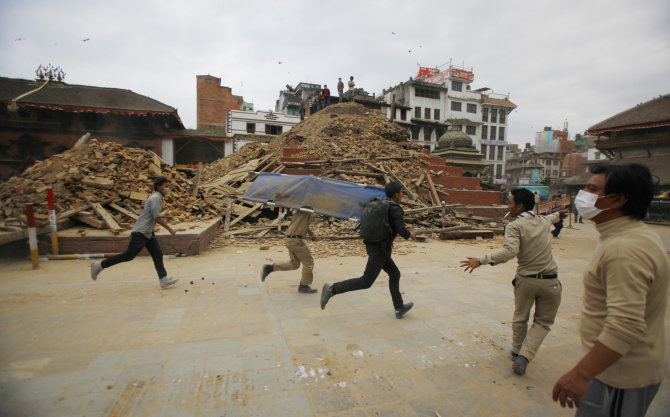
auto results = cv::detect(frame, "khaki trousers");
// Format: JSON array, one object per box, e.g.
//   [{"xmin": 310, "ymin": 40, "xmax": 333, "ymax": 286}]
[
  {"xmin": 273, "ymin": 238, "xmax": 314, "ymax": 286},
  {"xmin": 512, "ymin": 275, "xmax": 562, "ymax": 361}
]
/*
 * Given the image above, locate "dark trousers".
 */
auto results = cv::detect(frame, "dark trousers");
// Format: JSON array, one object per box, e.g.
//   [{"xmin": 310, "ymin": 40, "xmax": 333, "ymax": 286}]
[
  {"xmin": 552, "ymin": 219, "xmax": 564, "ymax": 237},
  {"xmin": 101, "ymin": 232, "xmax": 166, "ymax": 279},
  {"xmin": 332, "ymin": 242, "xmax": 404, "ymax": 309}
]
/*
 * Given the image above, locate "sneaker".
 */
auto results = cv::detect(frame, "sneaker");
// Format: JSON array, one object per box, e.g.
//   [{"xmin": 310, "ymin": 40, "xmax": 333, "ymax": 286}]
[
  {"xmin": 159, "ymin": 277, "xmax": 178, "ymax": 288},
  {"xmin": 298, "ymin": 285, "xmax": 317, "ymax": 294},
  {"xmin": 395, "ymin": 302, "xmax": 414, "ymax": 319},
  {"xmin": 261, "ymin": 264, "xmax": 273, "ymax": 282},
  {"xmin": 320, "ymin": 283, "xmax": 333, "ymax": 310},
  {"xmin": 91, "ymin": 261, "xmax": 103, "ymax": 281},
  {"xmin": 512, "ymin": 354, "xmax": 529, "ymax": 375}
]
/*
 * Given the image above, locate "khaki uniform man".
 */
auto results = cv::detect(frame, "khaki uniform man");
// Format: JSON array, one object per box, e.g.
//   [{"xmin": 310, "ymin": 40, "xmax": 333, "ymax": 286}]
[
  {"xmin": 261, "ymin": 210, "xmax": 317, "ymax": 293},
  {"xmin": 462, "ymin": 187, "xmax": 567, "ymax": 375}
]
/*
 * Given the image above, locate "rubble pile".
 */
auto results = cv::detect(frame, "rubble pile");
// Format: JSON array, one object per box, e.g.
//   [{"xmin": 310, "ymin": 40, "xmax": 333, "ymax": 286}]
[
  {"xmin": 201, "ymin": 102, "xmax": 504, "ymax": 251},
  {"xmin": 0, "ymin": 139, "xmax": 216, "ymax": 231}
]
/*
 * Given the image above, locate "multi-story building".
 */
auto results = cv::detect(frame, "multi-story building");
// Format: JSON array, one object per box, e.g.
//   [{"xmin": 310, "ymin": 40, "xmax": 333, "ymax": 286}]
[
  {"xmin": 276, "ymin": 82, "xmax": 322, "ymax": 116},
  {"xmin": 383, "ymin": 64, "xmax": 515, "ymax": 179}
]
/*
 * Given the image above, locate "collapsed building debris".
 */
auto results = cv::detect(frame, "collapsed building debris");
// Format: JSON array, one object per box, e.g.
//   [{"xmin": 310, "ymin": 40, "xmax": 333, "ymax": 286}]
[{"xmin": 0, "ymin": 139, "xmax": 217, "ymax": 234}]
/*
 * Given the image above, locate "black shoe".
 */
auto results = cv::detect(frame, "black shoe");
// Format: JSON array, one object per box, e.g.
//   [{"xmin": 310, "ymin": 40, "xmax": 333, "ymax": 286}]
[
  {"xmin": 511, "ymin": 351, "xmax": 519, "ymax": 360},
  {"xmin": 261, "ymin": 264, "xmax": 273, "ymax": 282},
  {"xmin": 512, "ymin": 355, "xmax": 529, "ymax": 375},
  {"xmin": 298, "ymin": 285, "xmax": 317, "ymax": 294},
  {"xmin": 395, "ymin": 302, "xmax": 414, "ymax": 319},
  {"xmin": 320, "ymin": 283, "xmax": 333, "ymax": 309}
]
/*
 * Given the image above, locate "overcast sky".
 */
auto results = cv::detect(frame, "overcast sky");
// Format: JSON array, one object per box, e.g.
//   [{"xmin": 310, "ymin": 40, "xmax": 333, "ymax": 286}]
[{"xmin": 1, "ymin": 0, "xmax": 669, "ymax": 146}]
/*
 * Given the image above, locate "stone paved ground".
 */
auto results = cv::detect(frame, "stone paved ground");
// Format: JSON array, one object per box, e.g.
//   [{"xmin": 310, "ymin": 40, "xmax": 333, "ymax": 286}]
[{"xmin": 0, "ymin": 223, "xmax": 668, "ymax": 417}]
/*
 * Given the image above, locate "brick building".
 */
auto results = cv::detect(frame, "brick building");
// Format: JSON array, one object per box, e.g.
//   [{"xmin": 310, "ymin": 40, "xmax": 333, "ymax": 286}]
[{"xmin": 196, "ymin": 75, "xmax": 244, "ymax": 130}]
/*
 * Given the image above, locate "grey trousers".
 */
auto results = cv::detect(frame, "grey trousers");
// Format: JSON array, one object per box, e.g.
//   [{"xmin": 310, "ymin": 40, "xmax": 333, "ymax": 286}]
[{"xmin": 575, "ymin": 379, "xmax": 661, "ymax": 417}]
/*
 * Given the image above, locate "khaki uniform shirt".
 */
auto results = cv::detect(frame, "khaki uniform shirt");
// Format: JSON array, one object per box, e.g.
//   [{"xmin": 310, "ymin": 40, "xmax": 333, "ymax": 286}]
[
  {"xmin": 284, "ymin": 211, "xmax": 313, "ymax": 238},
  {"xmin": 580, "ymin": 216, "xmax": 668, "ymax": 388},
  {"xmin": 479, "ymin": 212, "xmax": 560, "ymax": 277}
]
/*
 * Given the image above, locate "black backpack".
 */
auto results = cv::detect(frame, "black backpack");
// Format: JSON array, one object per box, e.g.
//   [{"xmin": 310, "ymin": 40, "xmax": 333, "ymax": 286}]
[{"xmin": 359, "ymin": 197, "xmax": 393, "ymax": 242}]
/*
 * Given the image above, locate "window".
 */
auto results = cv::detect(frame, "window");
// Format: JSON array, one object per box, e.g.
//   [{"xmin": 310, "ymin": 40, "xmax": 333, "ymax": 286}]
[
  {"xmin": 482, "ymin": 108, "xmax": 489, "ymax": 122},
  {"xmin": 415, "ymin": 107, "xmax": 421, "ymax": 118},
  {"xmin": 467, "ymin": 103, "xmax": 477, "ymax": 113},
  {"xmin": 434, "ymin": 109, "xmax": 440, "ymax": 120},
  {"xmin": 450, "ymin": 101, "xmax": 462, "ymax": 111},
  {"xmin": 496, "ymin": 164, "xmax": 503, "ymax": 178},
  {"xmin": 491, "ymin": 109, "xmax": 498, "ymax": 123},
  {"xmin": 499, "ymin": 127, "xmax": 505, "ymax": 141},
  {"xmin": 490, "ymin": 126, "xmax": 497, "ymax": 140},
  {"xmin": 246, "ymin": 123, "xmax": 255, "ymax": 133},
  {"xmin": 481, "ymin": 125, "xmax": 488, "ymax": 139},
  {"xmin": 415, "ymin": 88, "xmax": 440, "ymax": 99},
  {"xmin": 411, "ymin": 126, "xmax": 420, "ymax": 139},
  {"xmin": 466, "ymin": 125, "xmax": 476, "ymax": 135},
  {"xmin": 424, "ymin": 126, "xmax": 434, "ymax": 141},
  {"xmin": 452, "ymin": 81, "xmax": 463, "ymax": 92},
  {"xmin": 265, "ymin": 124, "xmax": 283, "ymax": 135},
  {"xmin": 401, "ymin": 109, "xmax": 407, "ymax": 121},
  {"xmin": 425, "ymin": 108, "xmax": 431, "ymax": 119},
  {"xmin": 497, "ymin": 146, "xmax": 504, "ymax": 160},
  {"xmin": 481, "ymin": 145, "xmax": 487, "ymax": 159},
  {"xmin": 595, "ymin": 152, "xmax": 601, "ymax": 160},
  {"xmin": 500, "ymin": 111, "xmax": 506, "ymax": 123}
]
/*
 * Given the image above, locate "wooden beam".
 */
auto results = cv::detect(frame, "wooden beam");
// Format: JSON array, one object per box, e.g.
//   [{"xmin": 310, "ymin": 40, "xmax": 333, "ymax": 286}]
[
  {"xmin": 192, "ymin": 162, "xmax": 202, "ymax": 197},
  {"xmin": 88, "ymin": 202, "xmax": 121, "ymax": 234},
  {"xmin": 414, "ymin": 172, "xmax": 425, "ymax": 188},
  {"xmin": 73, "ymin": 212, "xmax": 105, "ymax": 229},
  {"xmin": 382, "ymin": 162, "xmax": 418, "ymax": 201},
  {"xmin": 109, "ymin": 203, "xmax": 138, "ymax": 220},
  {"xmin": 228, "ymin": 203, "xmax": 264, "ymax": 227},
  {"xmin": 424, "ymin": 169, "xmax": 440, "ymax": 206}
]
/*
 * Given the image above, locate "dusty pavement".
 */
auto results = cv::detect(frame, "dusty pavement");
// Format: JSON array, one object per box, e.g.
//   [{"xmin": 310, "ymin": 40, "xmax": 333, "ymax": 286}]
[{"xmin": 0, "ymin": 223, "xmax": 669, "ymax": 417}]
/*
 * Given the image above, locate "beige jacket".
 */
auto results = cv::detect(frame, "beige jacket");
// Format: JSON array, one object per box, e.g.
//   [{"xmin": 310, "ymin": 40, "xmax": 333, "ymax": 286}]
[
  {"xmin": 479, "ymin": 212, "xmax": 560, "ymax": 277},
  {"xmin": 284, "ymin": 210, "xmax": 314, "ymax": 238},
  {"xmin": 580, "ymin": 216, "xmax": 668, "ymax": 388}
]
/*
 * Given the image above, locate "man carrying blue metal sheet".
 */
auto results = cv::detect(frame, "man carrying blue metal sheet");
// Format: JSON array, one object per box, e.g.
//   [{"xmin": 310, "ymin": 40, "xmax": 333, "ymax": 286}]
[
  {"xmin": 319, "ymin": 181, "xmax": 417, "ymax": 318},
  {"xmin": 261, "ymin": 209, "xmax": 318, "ymax": 294}
]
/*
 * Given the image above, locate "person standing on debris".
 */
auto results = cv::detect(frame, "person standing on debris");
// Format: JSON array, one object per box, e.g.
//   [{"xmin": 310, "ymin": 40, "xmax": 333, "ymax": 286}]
[
  {"xmin": 90, "ymin": 176, "xmax": 178, "ymax": 289},
  {"xmin": 322, "ymin": 85, "xmax": 331, "ymax": 107},
  {"xmin": 347, "ymin": 76, "xmax": 355, "ymax": 101},
  {"xmin": 261, "ymin": 209, "xmax": 318, "ymax": 294},
  {"xmin": 299, "ymin": 98, "xmax": 306, "ymax": 121},
  {"xmin": 316, "ymin": 92, "xmax": 322, "ymax": 113},
  {"xmin": 337, "ymin": 77, "xmax": 344, "ymax": 103},
  {"xmin": 309, "ymin": 94, "xmax": 316, "ymax": 117},
  {"xmin": 460, "ymin": 188, "xmax": 568, "ymax": 375},
  {"xmin": 320, "ymin": 181, "xmax": 417, "ymax": 318},
  {"xmin": 553, "ymin": 164, "xmax": 668, "ymax": 414}
]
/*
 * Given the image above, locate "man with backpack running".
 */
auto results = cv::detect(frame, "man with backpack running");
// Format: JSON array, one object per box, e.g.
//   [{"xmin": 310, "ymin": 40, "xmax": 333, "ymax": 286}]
[{"xmin": 320, "ymin": 181, "xmax": 416, "ymax": 318}]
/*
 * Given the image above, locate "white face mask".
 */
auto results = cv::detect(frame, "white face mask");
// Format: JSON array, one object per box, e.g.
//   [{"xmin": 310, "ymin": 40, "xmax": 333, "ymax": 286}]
[
  {"xmin": 574, "ymin": 189, "xmax": 611, "ymax": 220},
  {"xmin": 160, "ymin": 187, "xmax": 170, "ymax": 196}
]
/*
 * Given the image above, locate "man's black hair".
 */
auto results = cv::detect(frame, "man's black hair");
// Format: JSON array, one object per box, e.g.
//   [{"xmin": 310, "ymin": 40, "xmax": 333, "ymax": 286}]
[
  {"xmin": 589, "ymin": 163, "xmax": 653, "ymax": 220},
  {"xmin": 511, "ymin": 188, "xmax": 535, "ymax": 212},
  {"xmin": 385, "ymin": 181, "xmax": 403, "ymax": 198},
  {"xmin": 153, "ymin": 176, "xmax": 169, "ymax": 191}
]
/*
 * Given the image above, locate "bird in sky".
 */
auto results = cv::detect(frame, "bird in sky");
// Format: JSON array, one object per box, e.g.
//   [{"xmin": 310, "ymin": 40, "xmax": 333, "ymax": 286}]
[
  {"xmin": 82, "ymin": 38, "xmax": 90, "ymax": 42},
  {"xmin": 408, "ymin": 49, "xmax": 412, "ymax": 54},
  {"xmin": 14, "ymin": 37, "xmax": 24, "ymax": 41},
  {"xmin": 278, "ymin": 61, "xmax": 283, "ymax": 64},
  {"xmin": 391, "ymin": 31, "xmax": 396, "ymax": 35}
]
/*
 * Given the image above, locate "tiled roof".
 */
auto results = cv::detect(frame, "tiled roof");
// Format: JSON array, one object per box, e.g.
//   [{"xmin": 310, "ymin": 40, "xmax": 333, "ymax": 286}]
[
  {"xmin": 588, "ymin": 94, "xmax": 670, "ymax": 134},
  {"xmin": 481, "ymin": 96, "xmax": 516, "ymax": 108},
  {"xmin": 0, "ymin": 77, "xmax": 178, "ymax": 114}
]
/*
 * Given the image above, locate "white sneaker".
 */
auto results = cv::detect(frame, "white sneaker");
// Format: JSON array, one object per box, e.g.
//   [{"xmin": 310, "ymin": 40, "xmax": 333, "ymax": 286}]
[
  {"xmin": 159, "ymin": 277, "xmax": 178, "ymax": 288},
  {"xmin": 91, "ymin": 261, "xmax": 103, "ymax": 281}
]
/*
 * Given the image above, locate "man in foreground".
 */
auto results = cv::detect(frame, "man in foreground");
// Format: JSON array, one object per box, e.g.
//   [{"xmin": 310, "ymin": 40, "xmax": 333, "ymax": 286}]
[
  {"xmin": 461, "ymin": 188, "xmax": 567, "ymax": 375},
  {"xmin": 553, "ymin": 164, "xmax": 668, "ymax": 415}
]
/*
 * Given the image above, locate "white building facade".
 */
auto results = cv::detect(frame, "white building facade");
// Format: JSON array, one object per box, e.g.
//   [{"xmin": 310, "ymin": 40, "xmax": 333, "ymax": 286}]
[
  {"xmin": 227, "ymin": 109, "xmax": 300, "ymax": 149},
  {"xmin": 383, "ymin": 65, "xmax": 516, "ymax": 179}
]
